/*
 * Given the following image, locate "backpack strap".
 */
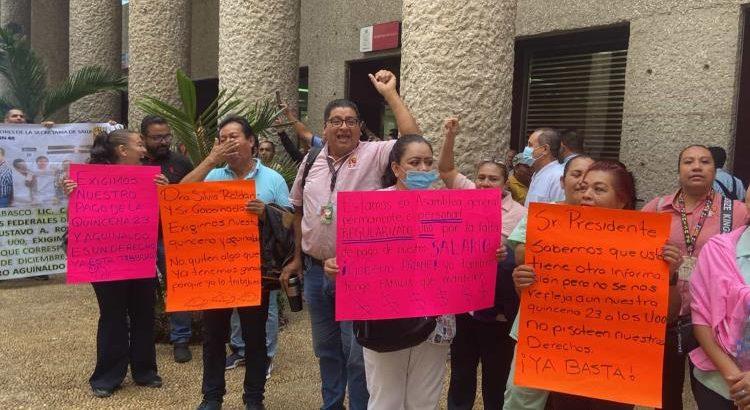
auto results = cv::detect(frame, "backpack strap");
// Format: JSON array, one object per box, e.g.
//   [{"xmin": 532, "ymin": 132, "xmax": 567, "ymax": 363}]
[
  {"xmin": 715, "ymin": 178, "xmax": 733, "ymax": 200},
  {"xmin": 720, "ymin": 195, "xmax": 734, "ymax": 234},
  {"xmin": 299, "ymin": 146, "xmax": 322, "ymax": 214}
]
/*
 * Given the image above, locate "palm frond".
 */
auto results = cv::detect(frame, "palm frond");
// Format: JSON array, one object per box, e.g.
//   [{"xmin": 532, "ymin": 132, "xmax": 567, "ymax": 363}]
[
  {"xmin": 176, "ymin": 70, "xmax": 196, "ymax": 122},
  {"xmin": 245, "ymin": 100, "xmax": 284, "ymax": 138},
  {"xmin": 136, "ymin": 69, "xmax": 248, "ymax": 165},
  {"xmin": 42, "ymin": 66, "xmax": 126, "ymax": 120},
  {"xmin": 270, "ymin": 153, "xmax": 301, "ymax": 188},
  {"xmin": 0, "ymin": 27, "xmax": 46, "ymax": 120}
]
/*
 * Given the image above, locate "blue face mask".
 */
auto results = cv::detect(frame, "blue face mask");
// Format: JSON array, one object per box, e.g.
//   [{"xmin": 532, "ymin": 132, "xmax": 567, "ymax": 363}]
[
  {"xmin": 522, "ymin": 145, "xmax": 543, "ymax": 166},
  {"xmin": 402, "ymin": 169, "xmax": 438, "ymax": 190}
]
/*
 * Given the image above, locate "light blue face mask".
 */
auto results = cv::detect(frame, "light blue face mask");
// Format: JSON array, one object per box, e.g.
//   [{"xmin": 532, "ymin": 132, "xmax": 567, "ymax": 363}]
[
  {"xmin": 522, "ymin": 146, "xmax": 535, "ymax": 162},
  {"xmin": 403, "ymin": 169, "xmax": 438, "ymax": 190}
]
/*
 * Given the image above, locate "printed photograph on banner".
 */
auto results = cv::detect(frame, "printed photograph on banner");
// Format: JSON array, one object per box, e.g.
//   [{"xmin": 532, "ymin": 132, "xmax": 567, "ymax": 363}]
[{"xmin": 0, "ymin": 124, "xmax": 103, "ymax": 280}]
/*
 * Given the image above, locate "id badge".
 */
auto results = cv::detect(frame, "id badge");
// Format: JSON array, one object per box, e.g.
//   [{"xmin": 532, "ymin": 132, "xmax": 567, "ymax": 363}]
[
  {"xmin": 320, "ymin": 203, "xmax": 334, "ymax": 225},
  {"xmin": 678, "ymin": 255, "xmax": 697, "ymax": 281}
]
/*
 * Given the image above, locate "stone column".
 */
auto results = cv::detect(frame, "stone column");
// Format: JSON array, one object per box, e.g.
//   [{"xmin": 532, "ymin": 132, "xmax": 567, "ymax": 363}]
[
  {"xmin": 128, "ymin": 0, "xmax": 190, "ymax": 127},
  {"xmin": 0, "ymin": 0, "xmax": 31, "ymax": 37},
  {"xmin": 400, "ymin": 0, "xmax": 517, "ymax": 177},
  {"xmin": 69, "ymin": 0, "xmax": 122, "ymax": 122},
  {"xmin": 218, "ymin": 0, "xmax": 300, "ymax": 122},
  {"xmin": 31, "ymin": 0, "xmax": 69, "ymax": 121}
]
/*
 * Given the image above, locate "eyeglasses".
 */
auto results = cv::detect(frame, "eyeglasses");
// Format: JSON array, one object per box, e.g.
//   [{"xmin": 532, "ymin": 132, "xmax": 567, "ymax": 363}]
[
  {"xmin": 147, "ymin": 134, "xmax": 172, "ymax": 142},
  {"xmin": 326, "ymin": 118, "xmax": 360, "ymax": 128}
]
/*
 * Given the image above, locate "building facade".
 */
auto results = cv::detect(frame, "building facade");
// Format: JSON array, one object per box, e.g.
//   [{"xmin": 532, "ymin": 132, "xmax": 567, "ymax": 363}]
[{"xmin": 3, "ymin": 0, "xmax": 749, "ymax": 202}]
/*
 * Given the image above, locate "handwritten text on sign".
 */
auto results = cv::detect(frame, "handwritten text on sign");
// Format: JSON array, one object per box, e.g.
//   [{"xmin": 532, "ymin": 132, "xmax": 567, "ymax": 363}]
[
  {"xmin": 66, "ymin": 164, "xmax": 160, "ymax": 283},
  {"xmin": 515, "ymin": 203, "xmax": 671, "ymax": 408},
  {"xmin": 159, "ymin": 180, "xmax": 260, "ymax": 312},
  {"xmin": 336, "ymin": 189, "xmax": 501, "ymax": 320}
]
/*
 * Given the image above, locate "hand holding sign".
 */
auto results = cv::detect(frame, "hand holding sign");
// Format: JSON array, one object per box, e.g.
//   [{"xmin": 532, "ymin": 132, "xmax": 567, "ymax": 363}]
[
  {"xmin": 514, "ymin": 203, "xmax": 671, "ymax": 408},
  {"xmin": 66, "ymin": 164, "xmax": 160, "ymax": 283},
  {"xmin": 335, "ymin": 189, "xmax": 502, "ymax": 320},
  {"xmin": 159, "ymin": 180, "xmax": 261, "ymax": 312}
]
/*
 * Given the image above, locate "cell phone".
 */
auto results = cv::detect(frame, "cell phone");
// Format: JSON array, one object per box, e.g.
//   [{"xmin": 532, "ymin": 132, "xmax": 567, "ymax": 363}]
[{"xmin": 275, "ymin": 91, "xmax": 283, "ymax": 107}]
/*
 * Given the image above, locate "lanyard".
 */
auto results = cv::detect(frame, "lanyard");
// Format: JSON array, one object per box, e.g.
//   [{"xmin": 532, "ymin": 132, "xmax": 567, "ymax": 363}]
[
  {"xmin": 325, "ymin": 151, "xmax": 354, "ymax": 193},
  {"xmin": 677, "ymin": 189, "xmax": 714, "ymax": 256}
]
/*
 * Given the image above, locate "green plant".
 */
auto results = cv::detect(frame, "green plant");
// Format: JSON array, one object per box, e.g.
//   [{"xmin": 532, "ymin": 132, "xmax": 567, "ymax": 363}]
[
  {"xmin": 270, "ymin": 154, "xmax": 301, "ymax": 188},
  {"xmin": 0, "ymin": 26, "xmax": 126, "ymax": 121},
  {"xmin": 137, "ymin": 69, "xmax": 285, "ymax": 166}
]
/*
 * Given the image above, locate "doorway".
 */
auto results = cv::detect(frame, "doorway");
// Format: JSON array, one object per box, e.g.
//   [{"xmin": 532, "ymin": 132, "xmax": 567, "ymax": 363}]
[{"xmin": 347, "ymin": 55, "xmax": 401, "ymax": 139}]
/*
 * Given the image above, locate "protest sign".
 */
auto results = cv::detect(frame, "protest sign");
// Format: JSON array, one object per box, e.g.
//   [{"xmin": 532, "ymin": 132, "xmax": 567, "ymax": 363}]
[
  {"xmin": 514, "ymin": 203, "xmax": 671, "ymax": 407},
  {"xmin": 335, "ymin": 189, "xmax": 502, "ymax": 321},
  {"xmin": 159, "ymin": 180, "xmax": 261, "ymax": 312},
  {"xmin": 66, "ymin": 164, "xmax": 160, "ymax": 283},
  {"xmin": 0, "ymin": 123, "xmax": 104, "ymax": 280}
]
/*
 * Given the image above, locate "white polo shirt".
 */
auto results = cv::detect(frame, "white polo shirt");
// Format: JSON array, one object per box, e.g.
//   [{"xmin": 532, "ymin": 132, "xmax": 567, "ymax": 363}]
[{"xmin": 524, "ymin": 160, "xmax": 565, "ymax": 207}]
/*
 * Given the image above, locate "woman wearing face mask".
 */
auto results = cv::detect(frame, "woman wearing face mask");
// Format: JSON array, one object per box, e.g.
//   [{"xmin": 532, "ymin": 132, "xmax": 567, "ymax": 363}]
[
  {"xmin": 511, "ymin": 160, "xmax": 683, "ymax": 410},
  {"xmin": 501, "ymin": 154, "xmax": 594, "ymax": 409},
  {"xmin": 642, "ymin": 145, "xmax": 748, "ymax": 410},
  {"xmin": 63, "ymin": 129, "xmax": 168, "ymax": 399},
  {"xmin": 436, "ymin": 117, "xmax": 525, "ymax": 410},
  {"xmin": 325, "ymin": 134, "xmax": 506, "ymax": 409}
]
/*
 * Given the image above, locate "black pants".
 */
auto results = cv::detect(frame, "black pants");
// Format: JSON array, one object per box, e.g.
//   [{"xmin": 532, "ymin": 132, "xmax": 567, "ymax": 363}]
[
  {"xmin": 202, "ymin": 291, "xmax": 269, "ymax": 404},
  {"xmin": 660, "ymin": 326, "xmax": 688, "ymax": 410},
  {"xmin": 549, "ymin": 393, "xmax": 633, "ymax": 410},
  {"xmin": 447, "ymin": 314, "xmax": 515, "ymax": 410},
  {"xmin": 690, "ymin": 363, "xmax": 734, "ymax": 410},
  {"xmin": 89, "ymin": 278, "xmax": 159, "ymax": 390}
]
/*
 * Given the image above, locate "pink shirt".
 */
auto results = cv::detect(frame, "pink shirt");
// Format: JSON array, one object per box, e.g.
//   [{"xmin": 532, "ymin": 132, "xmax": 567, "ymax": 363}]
[
  {"xmin": 289, "ymin": 140, "xmax": 396, "ymax": 260},
  {"xmin": 450, "ymin": 173, "xmax": 526, "ymax": 240},
  {"xmin": 642, "ymin": 191, "xmax": 748, "ymax": 315},
  {"xmin": 689, "ymin": 226, "xmax": 750, "ymax": 371}
]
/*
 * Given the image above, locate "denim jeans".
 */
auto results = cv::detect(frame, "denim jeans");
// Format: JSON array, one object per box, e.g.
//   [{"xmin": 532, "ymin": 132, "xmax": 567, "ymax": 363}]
[
  {"xmin": 230, "ymin": 289, "xmax": 279, "ymax": 358},
  {"xmin": 156, "ymin": 240, "xmax": 192, "ymax": 344},
  {"xmin": 304, "ymin": 257, "xmax": 368, "ymax": 410},
  {"xmin": 202, "ymin": 292, "xmax": 269, "ymax": 404}
]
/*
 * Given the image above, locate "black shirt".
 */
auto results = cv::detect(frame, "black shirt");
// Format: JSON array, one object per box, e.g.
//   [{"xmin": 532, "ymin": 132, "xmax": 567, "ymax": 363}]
[{"xmin": 141, "ymin": 151, "xmax": 194, "ymax": 184}]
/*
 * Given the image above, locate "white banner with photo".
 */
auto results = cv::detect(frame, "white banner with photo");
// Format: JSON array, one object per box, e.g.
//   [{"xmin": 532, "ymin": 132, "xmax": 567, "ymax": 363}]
[{"xmin": 0, "ymin": 123, "xmax": 105, "ymax": 279}]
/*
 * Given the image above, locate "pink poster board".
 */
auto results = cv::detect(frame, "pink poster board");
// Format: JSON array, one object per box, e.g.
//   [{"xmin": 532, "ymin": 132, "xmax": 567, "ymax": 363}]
[
  {"xmin": 66, "ymin": 164, "xmax": 160, "ymax": 283},
  {"xmin": 335, "ymin": 189, "xmax": 502, "ymax": 320}
]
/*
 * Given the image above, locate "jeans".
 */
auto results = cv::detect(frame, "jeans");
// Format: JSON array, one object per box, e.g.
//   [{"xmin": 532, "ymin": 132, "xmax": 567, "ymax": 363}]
[
  {"xmin": 304, "ymin": 256, "xmax": 368, "ymax": 410},
  {"xmin": 447, "ymin": 315, "xmax": 514, "ymax": 410},
  {"xmin": 202, "ymin": 291, "xmax": 269, "ymax": 404},
  {"xmin": 230, "ymin": 289, "xmax": 280, "ymax": 358},
  {"xmin": 156, "ymin": 240, "xmax": 192, "ymax": 344},
  {"xmin": 89, "ymin": 278, "xmax": 159, "ymax": 390}
]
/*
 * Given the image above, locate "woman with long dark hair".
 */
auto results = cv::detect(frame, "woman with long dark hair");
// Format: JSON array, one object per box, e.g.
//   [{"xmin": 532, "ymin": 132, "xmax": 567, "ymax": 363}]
[{"xmin": 64, "ymin": 129, "xmax": 168, "ymax": 398}]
